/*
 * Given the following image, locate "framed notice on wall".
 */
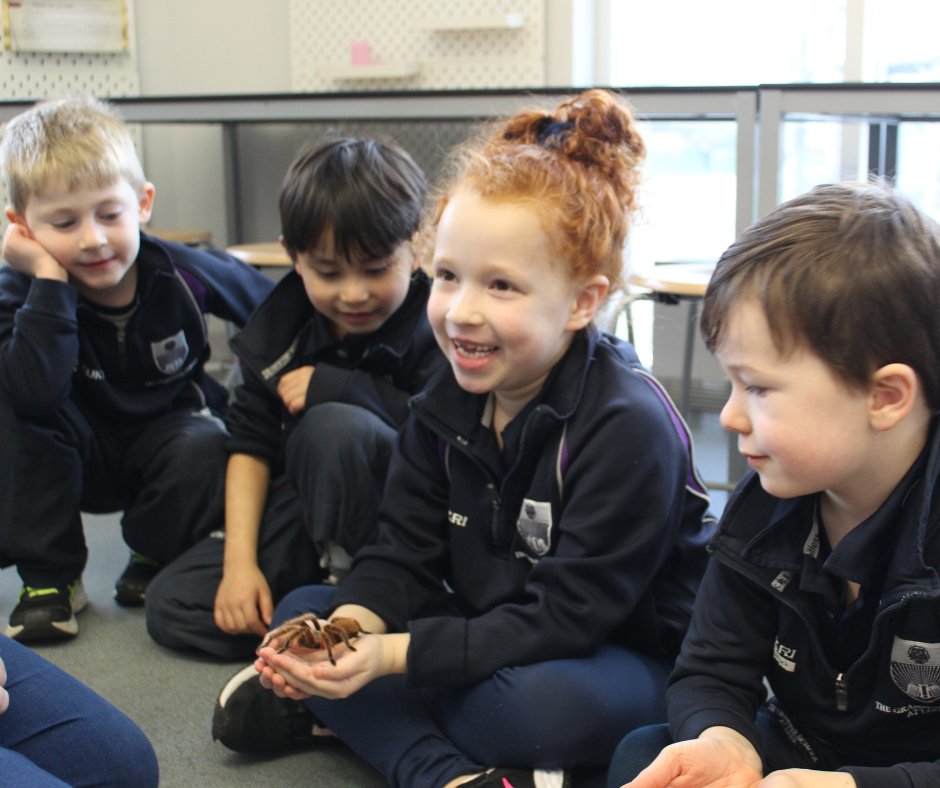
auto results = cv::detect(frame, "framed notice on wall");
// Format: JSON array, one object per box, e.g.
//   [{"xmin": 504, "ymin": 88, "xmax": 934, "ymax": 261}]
[{"xmin": 2, "ymin": 0, "xmax": 127, "ymax": 53}]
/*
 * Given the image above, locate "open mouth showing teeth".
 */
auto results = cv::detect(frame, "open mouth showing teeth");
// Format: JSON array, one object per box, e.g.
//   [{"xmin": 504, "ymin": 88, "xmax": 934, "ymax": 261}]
[{"xmin": 453, "ymin": 339, "xmax": 497, "ymax": 357}]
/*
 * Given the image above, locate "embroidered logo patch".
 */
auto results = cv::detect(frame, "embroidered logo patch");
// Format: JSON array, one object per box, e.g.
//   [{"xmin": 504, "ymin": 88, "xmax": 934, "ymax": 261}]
[
  {"xmin": 890, "ymin": 638, "xmax": 940, "ymax": 703},
  {"xmin": 151, "ymin": 331, "xmax": 189, "ymax": 375},
  {"xmin": 773, "ymin": 637, "xmax": 797, "ymax": 672},
  {"xmin": 516, "ymin": 498, "xmax": 553, "ymax": 557}
]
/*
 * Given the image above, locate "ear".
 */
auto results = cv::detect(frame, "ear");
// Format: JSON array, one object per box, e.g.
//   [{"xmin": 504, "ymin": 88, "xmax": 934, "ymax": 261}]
[
  {"xmin": 5, "ymin": 207, "xmax": 25, "ymax": 226},
  {"xmin": 566, "ymin": 275, "xmax": 610, "ymax": 332},
  {"xmin": 868, "ymin": 363, "xmax": 920, "ymax": 431},
  {"xmin": 137, "ymin": 182, "xmax": 156, "ymax": 223}
]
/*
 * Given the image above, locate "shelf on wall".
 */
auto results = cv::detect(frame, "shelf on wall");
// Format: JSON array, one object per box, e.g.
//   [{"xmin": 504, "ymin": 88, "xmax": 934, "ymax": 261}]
[
  {"xmin": 321, "ymin": 62, "xmax": 421, "ymax": 80},
  {"xmin": 421, "ymin": 13, "xmax": 525, "ymax": 31}
]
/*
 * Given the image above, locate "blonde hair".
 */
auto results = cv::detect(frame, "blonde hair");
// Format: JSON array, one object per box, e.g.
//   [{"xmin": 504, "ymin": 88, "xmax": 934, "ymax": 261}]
[
  {"xmin": 428, "ymin": 89, "xmax": 645, "ymax": 293},
  {"xmin": 1, "ymin": 96, "xmax": 146, "ymax": 213}
]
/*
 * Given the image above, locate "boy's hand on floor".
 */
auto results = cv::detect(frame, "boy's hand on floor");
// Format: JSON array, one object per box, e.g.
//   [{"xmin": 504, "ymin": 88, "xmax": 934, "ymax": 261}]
[
  {"xmin": 277, "ymin": 365, "xmax": 315, "ymax": 415},
  {"xmin": 214, "ymin": 565, "xmax": 273, "ymax": 636},
  {"xmin": 2, "ymin": 223, "xmax": 67, "ymax": 282}
]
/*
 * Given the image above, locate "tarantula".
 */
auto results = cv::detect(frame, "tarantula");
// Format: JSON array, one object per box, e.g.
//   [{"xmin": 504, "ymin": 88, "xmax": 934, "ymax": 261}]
[{"xmin": 259, "ymin": 615, "xmax": 368, "ymax": 665}]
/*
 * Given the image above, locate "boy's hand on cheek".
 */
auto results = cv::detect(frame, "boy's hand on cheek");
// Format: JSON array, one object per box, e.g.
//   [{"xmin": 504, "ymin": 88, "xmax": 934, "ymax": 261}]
[
  {"xmin": 2, "ymin": 223, "xmax": 67, "ymax": 282},
  {"xmin": 277, "ymin": 365, "xmax": 315, "ymax": 415}
]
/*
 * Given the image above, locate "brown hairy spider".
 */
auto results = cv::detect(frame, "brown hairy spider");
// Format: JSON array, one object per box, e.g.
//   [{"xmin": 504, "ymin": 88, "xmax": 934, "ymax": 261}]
[{"xmin": 259, "ymin": 615, "xmax": 369, "ymax": 665}]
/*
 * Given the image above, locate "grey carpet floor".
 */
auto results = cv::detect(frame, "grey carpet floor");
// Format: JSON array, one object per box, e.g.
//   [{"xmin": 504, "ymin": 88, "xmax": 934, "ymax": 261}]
[{"xmin": 0, "ymin": 513, "xmax": 384, "ymax": 788}]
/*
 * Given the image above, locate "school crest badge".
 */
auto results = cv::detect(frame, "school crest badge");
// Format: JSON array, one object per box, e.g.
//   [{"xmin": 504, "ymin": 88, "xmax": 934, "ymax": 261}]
[
  {"xmin": 890, "ymin": 638, "xmax": 940, "ymax": 703},
  {"xmin": 516, "ymin": 498, "xmax": 553, "ymax": 558},
  {"xmin": 151, "ymin": 330, "xmax": 189, "ymax": 375}
]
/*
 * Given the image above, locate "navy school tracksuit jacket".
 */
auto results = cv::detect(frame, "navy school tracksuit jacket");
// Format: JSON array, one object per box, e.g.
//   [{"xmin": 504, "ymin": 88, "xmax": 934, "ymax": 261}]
[
  {"xmin": 224, "ymin": 268, "xmax": 444, "ymax": 471},
  {"xmin": 333, "ymin": 328, "xmax": 718, "ymax": 688},
  {"xmin": 0, "ymin": 231, "xmax": 273, "ymax": 422},
  {"xmin": 667, "ymin": 423, "xmax": 940, "ymax": 788}
]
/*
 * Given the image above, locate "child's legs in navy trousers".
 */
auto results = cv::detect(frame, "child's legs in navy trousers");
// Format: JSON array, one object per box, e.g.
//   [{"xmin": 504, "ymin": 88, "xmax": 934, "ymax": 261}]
[
  {"xmin": 285, "ymin": 402, "xmax": 395, "ymax": 576},
  {"xmin": 145, "ymin": 474, "xmax": 322, "ymax": 659},
  {"xmin": 607, "ymin": 724, "xmax": 673, "ymax": 787},
  {"xmin": 0, "ymin": 634, "xmax": 158, "ymax": 787},
  {"xmin": 145, "ymin": 402, "xmax": 393, "ymax": 658},
  {"xmin": 274, "ymin": 585, "xmax": 671, "ymax": 788},
  {"xmin": 0, "ymin": 398, "xmax": 227, "ymax": 587}
]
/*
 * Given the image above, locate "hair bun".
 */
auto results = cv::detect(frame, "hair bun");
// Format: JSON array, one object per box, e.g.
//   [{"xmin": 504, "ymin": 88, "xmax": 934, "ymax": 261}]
[{"xmin": 500, "ymin": 89, "xmax": 645, "ymax": 182}]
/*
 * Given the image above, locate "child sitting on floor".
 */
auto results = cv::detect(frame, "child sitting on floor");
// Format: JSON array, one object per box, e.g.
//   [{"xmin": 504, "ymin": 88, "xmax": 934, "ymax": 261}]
[
  {"xmin": 145, "ymin": 137, "xmax": 445, "ymax": 659},
  {"xmin": 608, "ymin": 182, "xmax": 940, "ymax": 788},
  {"xmin": 213, "ymin": 89, "xmax": 717, "ymax": 788}
]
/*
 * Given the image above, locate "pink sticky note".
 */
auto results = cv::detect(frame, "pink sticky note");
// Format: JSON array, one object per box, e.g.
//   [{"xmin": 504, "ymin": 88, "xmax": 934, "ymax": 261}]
[{"xmin": 351, "ymin": 40, "xmax": 373, "ymax": 65}]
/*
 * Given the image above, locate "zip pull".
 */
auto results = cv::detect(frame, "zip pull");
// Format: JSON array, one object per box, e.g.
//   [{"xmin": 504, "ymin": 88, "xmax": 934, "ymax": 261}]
[
  {"xmin": 487, "ymin": 483, "xmax": 500, "ymax": 542},
  {"xmin": 834, "ymin": 672, "xmax": 848, "ymax": 711}
]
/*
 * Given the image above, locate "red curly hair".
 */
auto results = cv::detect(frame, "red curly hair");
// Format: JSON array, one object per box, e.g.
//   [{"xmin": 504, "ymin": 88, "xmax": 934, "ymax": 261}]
[{"xmin": 429, "ymin": 89, "xmax": 645, "ymax": 293}]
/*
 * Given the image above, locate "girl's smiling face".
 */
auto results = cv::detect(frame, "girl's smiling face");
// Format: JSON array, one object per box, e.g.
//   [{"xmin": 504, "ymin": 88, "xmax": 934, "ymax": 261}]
[{"xmin": 428, "ymin": 188, "xmax": 604, "ymax": 423}]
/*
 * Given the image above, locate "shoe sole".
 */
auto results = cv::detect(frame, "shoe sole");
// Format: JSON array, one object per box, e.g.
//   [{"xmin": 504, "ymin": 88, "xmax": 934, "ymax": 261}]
[
  {"xmin": 5, "ymin": 583, "xmax": 88, "ymax": 642},
  {"xmin": 217, "ymin": 664, "xmax": 259, "ymax": 710}
]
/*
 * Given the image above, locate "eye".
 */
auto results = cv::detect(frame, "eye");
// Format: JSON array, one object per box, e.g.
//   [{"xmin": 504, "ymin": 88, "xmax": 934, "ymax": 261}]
[
  {"xmin": 314, "ymin": 269, "xmax": 339, "ymax": 280},
  {"xmin": 434, "ymin": 267, "xmax": 457, "ymax": 282},
  {"xmin": 365, "ymin": 261, "xmax": 393, "ymax": 277},
  {"xmin": 100, "ymin": 210, "xmax": 123, "ymax": 222},
  {"xmin": 52, "ymin": 220, "xmax": 75, "ymax": 230},
  {"xmin": 490, "ymin": 278, "xmax": 515, "ymax": 292},
  {"xmin": 744, "ymin": 385, "xmax": 768, "ymax": 396}
]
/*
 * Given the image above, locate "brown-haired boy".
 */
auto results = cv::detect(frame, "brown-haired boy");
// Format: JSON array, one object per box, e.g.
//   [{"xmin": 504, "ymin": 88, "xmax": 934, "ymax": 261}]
[{"xmin": 609, "ymin": 181, "xmax": 940, "ymax": 788}]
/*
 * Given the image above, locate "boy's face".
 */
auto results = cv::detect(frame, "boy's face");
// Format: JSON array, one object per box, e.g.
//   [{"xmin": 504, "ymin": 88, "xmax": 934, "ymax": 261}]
[
  {"xmin": 11, "ymin": 177, "xmax": 154, "ymax": 306},
  {"xmin": 428, "ymin": 189, "xmax": 595, "ymax": 420},
  {"xmin": 292, "ymin": 230, "xmax": 415, "ymax": 339},
  {"xmin": 715, "ymin": 298, "xmax": 877, "ymax": 502}
]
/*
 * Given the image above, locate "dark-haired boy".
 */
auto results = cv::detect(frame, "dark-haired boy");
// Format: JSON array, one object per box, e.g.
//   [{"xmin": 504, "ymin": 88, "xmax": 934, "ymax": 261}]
[{"xmin": 146, "ymin": 138, "xmax": 445, "ymax": 660}]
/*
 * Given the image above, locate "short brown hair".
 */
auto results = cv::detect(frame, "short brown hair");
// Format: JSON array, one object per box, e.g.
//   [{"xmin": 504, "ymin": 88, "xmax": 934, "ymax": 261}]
[
  {"xmin": 1, "ymin": 95, "xmax": 146, "ymax": 214},
  {"xmin": 700, "ymin": 181, "xmax": 940, "ymax": 408},
  {"xmin": 428, "ymin": 89, "xmax": 646, "ymax": 293}
]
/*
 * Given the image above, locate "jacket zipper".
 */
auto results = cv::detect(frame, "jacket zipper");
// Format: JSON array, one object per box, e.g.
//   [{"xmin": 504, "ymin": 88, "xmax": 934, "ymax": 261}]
[
  {"xmin": 487, "ymin": 482, "xmax": 501, "ymax": 542},
  {"xmin": 834, "ymin": 672, "xmax": 848, "ymax": 711},
  {"xmin": 715, "ymin": 547, "xmax": 936, "ymax": 713}
]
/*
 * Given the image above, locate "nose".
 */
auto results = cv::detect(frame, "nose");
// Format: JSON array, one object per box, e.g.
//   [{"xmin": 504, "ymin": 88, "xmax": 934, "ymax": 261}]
[
  {"xmin": 719, "ymin": 386, "xmax": 750, "ymax": 436},
  {"xmin": 78, "ymin": 219, "xmax": 106, "ymax": 250},
  {"xmin": 338, "ymin": 275, "xmax": 368, "ymax": 304},
  {"xmin": 445, "ymin": 284, "xmax": 483, "ymax": 326}
]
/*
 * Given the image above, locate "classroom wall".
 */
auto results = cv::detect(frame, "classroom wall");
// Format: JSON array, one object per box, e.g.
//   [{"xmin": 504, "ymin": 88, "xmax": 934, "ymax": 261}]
[{"xmin": 132, "ymin": 0, "xmax": 292, "ymax": 244}]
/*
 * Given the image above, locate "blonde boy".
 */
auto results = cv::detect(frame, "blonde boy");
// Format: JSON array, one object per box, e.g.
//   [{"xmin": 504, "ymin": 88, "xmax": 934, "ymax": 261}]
[{"xmin": 0, "ymin": 96, "xmax": 271, "ymax": 641}]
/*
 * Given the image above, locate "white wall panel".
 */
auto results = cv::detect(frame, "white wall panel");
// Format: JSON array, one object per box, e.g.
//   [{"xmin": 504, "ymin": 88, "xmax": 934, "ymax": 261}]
[{"xmin": 290, "ymin": 0, "xmax": 545, "ymax": 91}]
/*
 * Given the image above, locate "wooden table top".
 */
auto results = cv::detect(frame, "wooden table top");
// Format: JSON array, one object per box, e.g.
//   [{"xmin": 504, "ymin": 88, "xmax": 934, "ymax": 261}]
[
  {"xmin": 226, "ymin": 242, "xmax": 292, "ymax": 267},
  {"xmin": 628, "ymin": 262, "xmax": 715, "ymax": 298}
]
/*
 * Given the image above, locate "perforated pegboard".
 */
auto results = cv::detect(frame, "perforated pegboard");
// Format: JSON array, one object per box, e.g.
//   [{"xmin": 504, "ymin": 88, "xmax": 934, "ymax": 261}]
[
  {"xmin": 0, "ymin": 1, "xmax": 141, "ymax": 223},
  {"xmin": 290, "ymin": 0, "xmax": 545, "ymax": 91}
]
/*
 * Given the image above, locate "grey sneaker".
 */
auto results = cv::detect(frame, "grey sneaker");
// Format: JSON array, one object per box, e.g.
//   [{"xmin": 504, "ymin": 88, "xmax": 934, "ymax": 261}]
[{"xmin": 5, "ymin": 580, "xmax": 88, "ymax": 642}]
